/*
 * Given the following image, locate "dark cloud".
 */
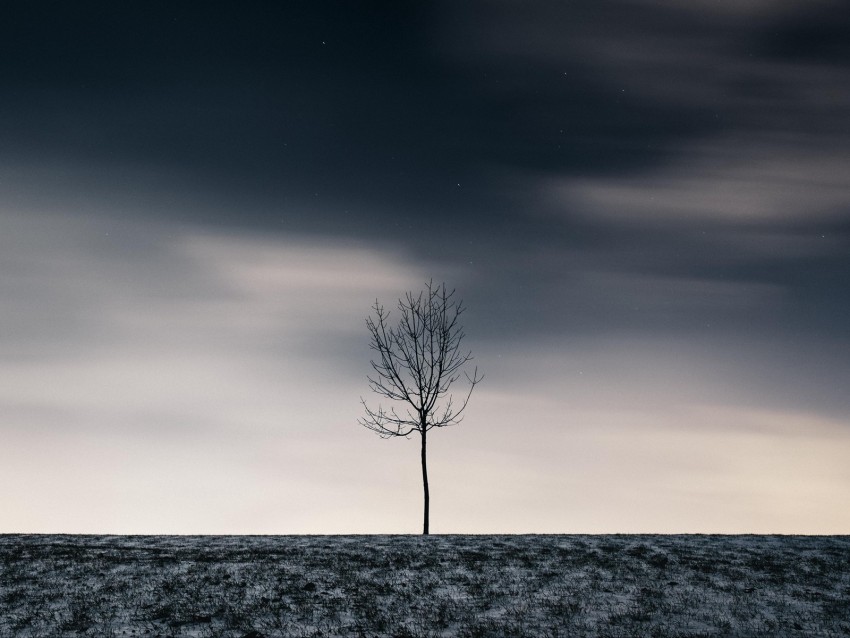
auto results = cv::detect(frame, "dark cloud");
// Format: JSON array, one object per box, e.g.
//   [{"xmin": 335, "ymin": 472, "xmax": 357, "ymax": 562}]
[
  {"xmin": 0, "ymin": 2, "xmax": 716, "ymax": 212},
  {"xmin": 758, "ymin": 1, "xmax": 850, "ymax": 64},
  {"xmin": 1, "ymin": 0, "xmax": 848, "ymax": 346}
]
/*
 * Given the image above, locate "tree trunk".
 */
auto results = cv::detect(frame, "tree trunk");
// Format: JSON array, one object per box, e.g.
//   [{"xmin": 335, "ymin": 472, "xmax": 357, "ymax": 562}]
[{"xmin": 421, "ymin": 427, "xmax": 429, "ymax": 535}]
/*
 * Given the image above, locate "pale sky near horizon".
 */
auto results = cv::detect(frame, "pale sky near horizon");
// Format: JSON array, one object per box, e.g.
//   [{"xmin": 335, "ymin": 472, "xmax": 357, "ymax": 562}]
[{"xmin": 2, "ymin": 0, "xmax": 849, "ymax": 534}]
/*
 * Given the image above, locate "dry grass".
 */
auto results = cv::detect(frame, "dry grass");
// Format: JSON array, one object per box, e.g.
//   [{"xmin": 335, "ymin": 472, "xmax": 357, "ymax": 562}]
[{"xmin": 1, "ymin": 534, "xmax": 848, "ymax": 637}]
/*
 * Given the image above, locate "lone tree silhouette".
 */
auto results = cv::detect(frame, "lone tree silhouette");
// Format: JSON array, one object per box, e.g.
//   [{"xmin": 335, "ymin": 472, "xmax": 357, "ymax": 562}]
[{"xmin": 360, "ymin": 281, "xmax": 483, "ymax": 535}]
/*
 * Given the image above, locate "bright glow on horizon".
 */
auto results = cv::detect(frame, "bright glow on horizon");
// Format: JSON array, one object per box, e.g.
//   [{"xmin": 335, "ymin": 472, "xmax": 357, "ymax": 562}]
[{"xmin": 2, "ymin": 212, "xmax": 848, "ymax": 535}]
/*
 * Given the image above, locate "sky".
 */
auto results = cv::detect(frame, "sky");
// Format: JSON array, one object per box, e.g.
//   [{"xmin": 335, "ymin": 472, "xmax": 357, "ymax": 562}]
[{"xmin": 2, "ymin": 0, "xmax": 849, "ymax": 534}]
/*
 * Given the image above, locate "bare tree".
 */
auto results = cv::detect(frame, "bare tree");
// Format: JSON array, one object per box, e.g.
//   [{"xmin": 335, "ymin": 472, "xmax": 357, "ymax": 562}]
[{"xmin": 359, "ymin": 281, "xmax": 483, "ymax": 535}]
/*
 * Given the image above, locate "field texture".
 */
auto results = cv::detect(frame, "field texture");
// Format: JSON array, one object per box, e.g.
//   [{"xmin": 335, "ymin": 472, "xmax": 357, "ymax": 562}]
[{"xmin": 1, "ymin": 534, "xmax": 848, "ymax": 637}]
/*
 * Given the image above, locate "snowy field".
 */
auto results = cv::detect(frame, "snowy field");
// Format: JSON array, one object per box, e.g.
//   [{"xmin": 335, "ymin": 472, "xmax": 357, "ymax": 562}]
[{"xmin": 1, "ymin": 534, "xmax": 848, "ymax": 637}]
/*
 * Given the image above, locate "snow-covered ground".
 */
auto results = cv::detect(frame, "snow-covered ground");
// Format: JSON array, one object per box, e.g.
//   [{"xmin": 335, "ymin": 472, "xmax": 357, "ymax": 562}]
[{"xmin": 1, "ymin": 534, "xmax": 848, "ymax": 637}]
